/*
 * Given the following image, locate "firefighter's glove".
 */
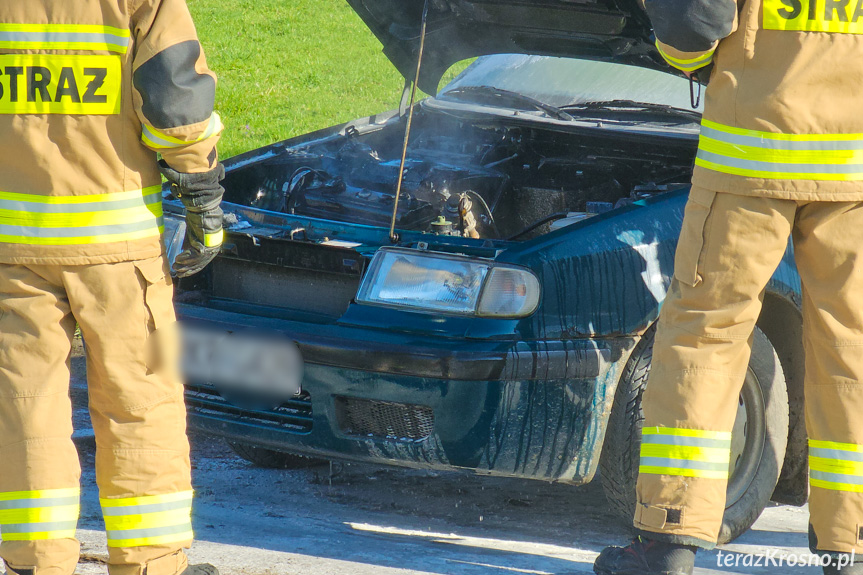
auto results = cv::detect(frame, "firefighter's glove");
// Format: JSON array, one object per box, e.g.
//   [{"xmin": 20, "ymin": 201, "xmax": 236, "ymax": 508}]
[{"xmin": 159, "ymin": 161, "xmax": 226, "ymax": 278}]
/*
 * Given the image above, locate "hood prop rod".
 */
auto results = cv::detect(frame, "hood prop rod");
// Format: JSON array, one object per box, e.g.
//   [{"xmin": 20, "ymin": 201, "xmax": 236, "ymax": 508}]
[{"xmin": 389, "ymin": 0, "xmax": 430, "ymax": 243}]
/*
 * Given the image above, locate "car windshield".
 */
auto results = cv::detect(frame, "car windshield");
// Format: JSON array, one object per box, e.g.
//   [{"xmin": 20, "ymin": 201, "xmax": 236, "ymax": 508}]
[{"xmin": 439, "ymin": 54, "xmax": 704, "ymax": 114}]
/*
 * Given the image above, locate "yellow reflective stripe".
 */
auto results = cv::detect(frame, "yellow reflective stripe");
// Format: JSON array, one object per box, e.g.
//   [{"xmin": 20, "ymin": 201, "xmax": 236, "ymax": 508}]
[
  {"xmin": 2, "ymin": 529, "xmax": 78, "ymax": 541},
  {"xmin": 0, "ymin": 186, "xmax": 161, "ymax": 206},
  {"xmin": 0, "ymin": 40, "xmax": 126, "ymax": 53},
  {"xmin": 108, "ymin": 530, "xmax": 195, "ymax": 548},
  {"xmin": 0, "ymin": 225, "xmax": 163, "ymax": 246},
  {"xmin": 810, "ymin": 479, "xmax": 863, "ymax": 493},
  {"xmin": 810, "ymin": 439, "xmax": 863, "ymax": 453},
  {"xmin": 699, "ymin": 136, "xmax": 863, "ymax": 164},
  {"xmin": 808, "ymin": 439, "xmax": 863, "ymax": 492},
  {"xmin": 642, "ymin": 427, "xmax": 732, "ymax": 441},
  {"xmin": 696, "ymin": 119, "xmax": 863, "ymax": 180},
  {"xmin": 695, "ymin": 157, "xmax": 863, "ymax": 181},
  {"xmin": 0, "ymin": 24, "xmax": 130, "ymax": 37},
  {"xmin": 0, "ymin": 23, "xmax": 130, "ymax": 54},
  {"xmin": 0, "ymin": 488, "xmax": 79, "ymax": 502},
  {"xmin": 701, "ymin": 119, "xmax": 863, "ymax": 142},
  {"xmin": 102, "ymin": 491, "xmax": 193, "ymax": 549},
  {"xmin": 655, "ymin": 41, "xmax": 715, "ymax": 72},
  {"xmin": 0, "ymin": 186, "xmax": 163, "ymax": 246},
  {"xmin": 811, "ymin": 458, "xmax": 863, "ymax": 476},
  {"xmin": 204, "ymin": 229, "xmax": 224, "ymax": 248},
  {"xmin": 640, "ymin": 444, "xmax": 730, "ymax": 463},
  {"xmin": 638, "ymin": 466, "xmax": 728, "ymax": 479},
  {"xmin": 763, "ymin": 0, "xmax": 863, "ymax": 35},
  {"xmin": 0, "ymin": 488, "xmax": 80, "ymax": 542},
  {"xmin": 100, "ymin": 491, "xmax": 194, "ymax": 508},
  {"xmin": 142, "ymin": 113, "xmax": 223, "ymax": 150},
  {"xmin": 640, "ymin": 427, "xmax": 731, "ymax": 479},
  {"xmin": 0, "ymin": 206, "xmax": 161, "ymax": 228},
  {"xmin": 0, "ymin": 505, "xmax": 80, "ymax": 525},
  {"xmin": 104, "ymin": 509, "xmax": 192, "ymax": 531}
]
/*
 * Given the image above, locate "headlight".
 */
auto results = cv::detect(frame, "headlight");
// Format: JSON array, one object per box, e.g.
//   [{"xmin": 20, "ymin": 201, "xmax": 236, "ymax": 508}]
[
  {"xmin": 356, "ymin": 248, "xmax": 540, "ymax": 318},
  {"xmin": 162, "ymin": 211, "xmax": 187, "ymax": 270}
]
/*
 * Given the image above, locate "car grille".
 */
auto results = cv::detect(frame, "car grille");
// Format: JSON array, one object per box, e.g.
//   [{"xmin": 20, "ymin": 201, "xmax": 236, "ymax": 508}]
[
  {"xmin": 335, "ymin": 396, "xmax": 434, "ymax": 442},
  {"xmin": 185, "ymin": 382, "xmax": 313, "ymax": 434},
  {"xmin": 210, "ymin": 257, "xmax": 361, "ymax": 319}
]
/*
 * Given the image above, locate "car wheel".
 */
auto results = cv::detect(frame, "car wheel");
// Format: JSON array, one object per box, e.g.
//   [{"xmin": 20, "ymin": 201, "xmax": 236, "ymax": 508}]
[
  {"xmin": 227, "ymin": 441, "xmax": 327, "ymax": 469},
  {"xmin": 599, "ymin": 326, "xmax": 789, "ymax": 544}
]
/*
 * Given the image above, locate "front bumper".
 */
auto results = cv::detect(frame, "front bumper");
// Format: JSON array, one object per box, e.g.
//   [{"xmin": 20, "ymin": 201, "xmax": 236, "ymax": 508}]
[{"xmin": 177, "ymin": 302, "xmax": 628, "ymax": 484}]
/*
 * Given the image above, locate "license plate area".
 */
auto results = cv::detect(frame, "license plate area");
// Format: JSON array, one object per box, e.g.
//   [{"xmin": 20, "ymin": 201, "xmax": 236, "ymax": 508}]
[{"xmin": 182, "ymin": 324, "xmax": 304, "ymax": 411}]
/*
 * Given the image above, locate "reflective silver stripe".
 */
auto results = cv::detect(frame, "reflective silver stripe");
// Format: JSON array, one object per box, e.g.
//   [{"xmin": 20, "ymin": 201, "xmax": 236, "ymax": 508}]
[
  {"xmin": 639, "ymin": 457, "xmax": 728, "ymax": 472},
  {"xmin": 107, "ymin": 523, "xmax": 192, "ymax": 541},
  {"xmin": 1, "ymin": 520, "xmax": 78, "ymax": 534},
  {"xmin": 102, "ymin": 499, "xmax": 194, "ymax": 517},
  {"xmin": 0, "ymin": 192, "xmax": 161, "ymax": 214},
  {"xmin": 810, "ymin": 447, "xmax": 863, "ymax": 462},
  {"xmin": 811, "ymin": 469, "xmax": 863, "ymax": 486},
  {"xmin": 0, "ymin": 31, "xmax": 129, "ymax": 48},
  {"xmin": 641, "ymin": 434, "xmax": 731, "ymax": 449},
  {"xmin": 0, "ymin": 216, "xmax": 163, "ymax": 238},
  {"xmin": 141, "ymin": 125, "xmax": 177, "ymax": 148},
  {"xmin": 700, "ymin": 125, "xmax": 863, "ymax": 151},
  {"xmin": 696, "ymin": 149, "xmax": 863, "ymax": 174},
  {"xmin": 0, "ymin": 496, "xmax": 79, "ymax": 510},
  {"xmin": 142, "ymin": 113, "xmax": 221, "ymax": 149}
]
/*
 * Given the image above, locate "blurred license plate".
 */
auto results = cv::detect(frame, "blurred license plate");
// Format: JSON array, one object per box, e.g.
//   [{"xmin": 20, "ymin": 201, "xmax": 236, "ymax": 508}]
[{"xmin": 182, "ymin": 325, "xmax": 303, "ymax": 410}]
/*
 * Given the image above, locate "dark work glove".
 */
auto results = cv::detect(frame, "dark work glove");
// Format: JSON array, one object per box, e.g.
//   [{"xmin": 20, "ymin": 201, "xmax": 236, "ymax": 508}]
[{"xmin": 159, "ymin": 161, "xmax": 226, "ymax": 278}]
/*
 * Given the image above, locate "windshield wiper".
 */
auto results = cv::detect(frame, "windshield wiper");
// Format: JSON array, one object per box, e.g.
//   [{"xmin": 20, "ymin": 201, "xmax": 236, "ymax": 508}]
[
  {"xmin": 562, "ymin": 99, "xmax": 702, "ymax": 122},
  {"xmin": 442, "ymin": 86, "xmax": 574, "ymax": 121}
]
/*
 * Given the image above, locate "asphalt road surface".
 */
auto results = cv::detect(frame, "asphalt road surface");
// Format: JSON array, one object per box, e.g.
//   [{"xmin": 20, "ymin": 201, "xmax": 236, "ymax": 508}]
[{"xmin": 22, "ymin": 342, "xmax": 824, "ymax": 575}]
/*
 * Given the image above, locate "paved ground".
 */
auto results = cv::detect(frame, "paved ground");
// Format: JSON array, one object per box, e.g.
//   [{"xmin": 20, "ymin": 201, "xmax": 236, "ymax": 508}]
[{"xmin": 12, "ymin": 343, "xmax": 825, "ymax": 575}]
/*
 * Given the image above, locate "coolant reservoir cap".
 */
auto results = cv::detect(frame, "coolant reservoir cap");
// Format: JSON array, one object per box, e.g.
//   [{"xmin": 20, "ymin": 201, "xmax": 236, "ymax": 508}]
[{"xmin": 431, "ymin": 215, "xmax": 453, "ymax": 234}]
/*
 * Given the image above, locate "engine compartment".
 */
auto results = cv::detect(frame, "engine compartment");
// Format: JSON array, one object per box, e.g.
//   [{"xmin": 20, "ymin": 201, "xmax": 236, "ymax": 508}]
[{"xmin": 222, "ymin": 109, "xmax": 696, "ymax": 241}]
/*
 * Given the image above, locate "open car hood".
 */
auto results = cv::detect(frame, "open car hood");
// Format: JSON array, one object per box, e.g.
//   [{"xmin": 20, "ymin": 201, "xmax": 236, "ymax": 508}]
[{"xmin": 346, "ymin": 0, "xmax": 664, "ymax": 94}]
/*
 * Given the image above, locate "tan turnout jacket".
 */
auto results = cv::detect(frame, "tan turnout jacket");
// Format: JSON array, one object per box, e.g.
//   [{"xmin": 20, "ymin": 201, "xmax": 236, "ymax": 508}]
[
  {"xmin": 0, "ymin": 0, "xmax": 222, "ymax": 265},
  {"xmin": 649, "ymin": 0, "xmax": 863, "ymax": 200}
]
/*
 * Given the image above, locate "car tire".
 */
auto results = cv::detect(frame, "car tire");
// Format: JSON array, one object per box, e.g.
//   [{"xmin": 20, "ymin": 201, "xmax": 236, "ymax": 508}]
[
  {"xmin": 227, "ymin": 441, "xmax": 327, "ymax": 469},
  {"xmin": 599, "ymin": 326, "xmax": 789, "ymax": 544}
]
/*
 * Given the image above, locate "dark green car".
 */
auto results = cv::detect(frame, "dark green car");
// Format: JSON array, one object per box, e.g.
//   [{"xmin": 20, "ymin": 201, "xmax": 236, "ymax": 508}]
[{"xmin": 164, "ymin": 0, "xmax": 808, "ymax": 544}]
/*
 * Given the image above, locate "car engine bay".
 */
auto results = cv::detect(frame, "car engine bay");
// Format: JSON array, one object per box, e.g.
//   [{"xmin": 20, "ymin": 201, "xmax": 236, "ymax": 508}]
[{"xmin": 221, "ymin": 110, "xmax": 696, "ymax": 241}]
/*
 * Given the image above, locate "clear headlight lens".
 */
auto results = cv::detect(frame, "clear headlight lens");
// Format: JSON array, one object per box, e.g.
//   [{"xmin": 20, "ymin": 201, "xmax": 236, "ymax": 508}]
[
  {"xmin": 357, "ymin": 249, "xmax": 540, "ymax": 318},
  {"xmin": 358, "ymin": 250, "xmax": 488, "ymax": 314}
]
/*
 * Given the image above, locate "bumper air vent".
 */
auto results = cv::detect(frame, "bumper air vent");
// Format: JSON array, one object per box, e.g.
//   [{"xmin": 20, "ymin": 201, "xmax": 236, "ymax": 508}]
[
  {"xmin": 185, "ymin": 382, "xmax": 313, "ymax": 434},
  {"xmin": 335, "ymin": 396, "xmax": 434, "ymax": 442}
]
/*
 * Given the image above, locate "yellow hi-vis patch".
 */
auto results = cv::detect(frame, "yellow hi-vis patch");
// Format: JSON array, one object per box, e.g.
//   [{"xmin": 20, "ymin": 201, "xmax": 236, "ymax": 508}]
[
  {"xmin": 764, "ymin": 0, "xmax": 863, "ymax": 33},
  {"xmin": 0, "ymin": 54, "xmax": 121, "ymax": 115}
]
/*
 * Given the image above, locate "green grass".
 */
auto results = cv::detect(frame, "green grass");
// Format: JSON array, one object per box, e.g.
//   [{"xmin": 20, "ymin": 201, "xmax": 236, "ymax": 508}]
[{"xmin": 188, "ymin": 0, "xmax": 456, "ymax": 159}]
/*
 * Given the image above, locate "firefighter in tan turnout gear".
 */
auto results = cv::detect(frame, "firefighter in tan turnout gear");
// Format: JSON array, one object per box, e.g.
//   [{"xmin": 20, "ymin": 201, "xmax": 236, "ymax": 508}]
[
  {"xmin": 594, "ymin": 0, "xmax": 863, "ymax": 573},
  {"xmin": 0, "ymin": 1, "xmax": 224, "ymax": 575}
]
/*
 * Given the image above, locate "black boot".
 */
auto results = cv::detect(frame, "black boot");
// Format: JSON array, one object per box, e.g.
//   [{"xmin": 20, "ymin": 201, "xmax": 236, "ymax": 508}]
[
  {"xmin": 822, "ymin": 555, "xmax": 863, "ymax": 575},
  {"xmin": 181, "ymin": 565, "xmax": 220, "ymax": 575},
  {"xmin": 594, "ymin": 536, "xmax": 697, "ymax": 575}
]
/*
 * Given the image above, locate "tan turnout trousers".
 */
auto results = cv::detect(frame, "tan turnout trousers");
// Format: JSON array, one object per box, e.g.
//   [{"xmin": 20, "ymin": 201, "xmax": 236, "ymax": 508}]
[
  {"xmin": 0, "ymin": 255, "xmax": 192, "ymax": 575},
  {"xmin": 634, "ymin": 187, "xmax": 863, "ymax": 553}
]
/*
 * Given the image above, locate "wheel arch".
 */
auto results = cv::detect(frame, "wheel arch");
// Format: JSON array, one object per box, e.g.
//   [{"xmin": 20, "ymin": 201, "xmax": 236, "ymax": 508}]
[{"xmin": 757, "ymin": 289, "xmax": 808, "ymax": 506}]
